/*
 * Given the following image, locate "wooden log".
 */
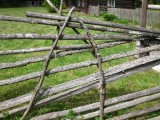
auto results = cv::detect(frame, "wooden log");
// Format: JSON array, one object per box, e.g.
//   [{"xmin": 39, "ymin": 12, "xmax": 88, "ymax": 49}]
[
  {"xmin": 77, "ymin": 16, "xmax": 106, "ymax": 120},
  {"xmin": 20, "ymin": 7, "xmax": 75, "ymax": 120},
  {"xmin": 0, "ymin": 56, "xmax": 160, "ymax": 118},
  {"xmin": 1, "ymin": 45, "xmax": 160, "ymax": 85},
  {"xmin": 1, "ymin": 84, "xmax": 159, "ymax": 113},
  {"xmin": 26, "ymin": 12, "xmax": 160, "ymax": 35},
  {"xmin": 0, "ymin": 33, "xmax": 133, "ymax": 40},
  {"xmin": 1, "ymin": 15, "xmax": 157, "ymax": 36},
  {"xmin": 0, "ymin": 41, "xmax": 129, "ymax": 69},
  {"xmin": 26, "ymin": 87, "xmax": 160, "ymax": 120},
  {"xmin": 109, "ymin": 103, "xmax": 160, "ymax": 120},
  {"xmin": 80, "ymin": 93, "xmax": 160, "ymax": 119}
]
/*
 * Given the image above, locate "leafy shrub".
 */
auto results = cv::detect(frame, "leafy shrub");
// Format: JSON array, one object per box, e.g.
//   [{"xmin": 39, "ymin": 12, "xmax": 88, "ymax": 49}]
[
  {"xmin": 103, "ymin": 13, "xmax": 118, "ymax": 21},
  {"xmin": 43, "ymin": 0, "xmax": 60, "ymax": 13}
]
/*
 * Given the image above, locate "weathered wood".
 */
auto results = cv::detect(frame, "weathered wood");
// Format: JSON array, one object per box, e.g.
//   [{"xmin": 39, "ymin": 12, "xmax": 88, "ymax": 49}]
[
  {"xmin": 147, "ymin": 116, "xmax": 160, "ymax": 120},
  {"xmin": 0, "ymin": 15, "xmax": 155, "ymax": 36},
  {"xmin": 46, "ymin": 0, "xmax": 59, "ymax": 14},
  {"xmin": 26, "ymin": 87, "xmax": 160, "ymax": 120},
  {"xmin": 0, "ymin": 41, "xmax": 128, "ymax": 69},
  {"xmin": 20, "ymin": 7, "xmax": 75, "ymax": 120},
  {"xmin": 0, "ymin": 33, "xmax": 133, "ymax": 40},
  {"xmin": 59, "ymin": 0, "xmax": 63, "ymax": 16},
  {"xmin": 1, "ymin": 84, "xmax": 159, "ymax": 113},
  {"xmin": 109, "ymin": 103, "xmax": 160, "ymax": 120},
  {"xmin": 2, "ymin": 42, "xmax": 127, "ymax": 55},
  {"xmin": 26, "ymin": 12, "xmax": 160, "ymax": 35},
  {"xmin": 1, "ymin": 45, "xmax": 160, "ymax": 85},
  {"xmin": 80, "ymin": 93, "xmax": 160, "ymax": 119},
  {"xmin": 0, "ymin": 56, "xmax": 160, "ymax": 118},
  {"xmin": 77, "ymin": 17, "xmax": 106, "ymax": 120}
]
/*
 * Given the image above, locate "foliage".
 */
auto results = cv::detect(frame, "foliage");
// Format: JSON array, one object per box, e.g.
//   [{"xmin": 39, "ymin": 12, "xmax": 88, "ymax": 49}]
[
  {"xmin": 2, "ymin": 112, "xmax": 9, "ymax": 119},
  {"xmin": 43, "ymin": 0, "xmax": 60, "ymax": 13},
  {"xmin": 65, "ymin": 110, "xmax": 76, "ymax": 119},
  {"xmin": 103, "ymin": 13, "xmax": 118, "ymax": 21},
  {"xmin": 113, "ymin": 19, "xmax": 129, "ymax": 25},
  {"xmin": 135, "ymin": 0, "xmax": 142, "ymax": 7}
]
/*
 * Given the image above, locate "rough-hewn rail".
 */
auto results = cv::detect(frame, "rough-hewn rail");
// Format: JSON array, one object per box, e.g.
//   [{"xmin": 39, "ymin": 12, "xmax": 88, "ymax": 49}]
[
  {"xmin": 26, "ymin": 12, "xmax": 160, "ymax": 35},
  {"xmin": 0, "ymin": 56, "xmax": 160, "ymax": 118},
  {"xmin": 1, "ymin": 45, "xmax": 160, "ymax": 85}
]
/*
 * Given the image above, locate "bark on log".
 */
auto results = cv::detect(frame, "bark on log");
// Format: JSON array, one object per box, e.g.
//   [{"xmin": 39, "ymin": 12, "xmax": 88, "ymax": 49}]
[
  {"xmin": 80, "ymin": 93, "xmax": 160, "ymax": 119},
  {"xmin": 1, "ymin": 84, "xmax": 159, "ymax": 113},
  {"xmin": 20, "ymin": 7, "xmax": 75, "ymax": 120},
  {"xmin": 26, "ymin": 12, "xmax": 160, "ymax": 35},
  {"xmin": 0, "ymin": 41, "xmax": 129, "ymax": 69},
  {"xmin": 1, "ymin": 15, "xmax": 159, "ymax": 37},
  {"xmin": 0, "ymin": 45, "xmax": 160, "ymax": 85},
  {"xmin": 0, "ymin": 33, "xmax": 133, "ymax": 40},
  {"xmin": 27, "ymin": 87, "xmax": 160, "ymax": 120},
  {"xmin": 0, "ymin": 56, "xmax": 160, "ymax": 118},
  {"xmin": 77, "ymin": 16, "xmax": 106, "ymax": 120},
  {"xmin": 109, "ymin": 103, "xmax": 160, "ymax": 120}
]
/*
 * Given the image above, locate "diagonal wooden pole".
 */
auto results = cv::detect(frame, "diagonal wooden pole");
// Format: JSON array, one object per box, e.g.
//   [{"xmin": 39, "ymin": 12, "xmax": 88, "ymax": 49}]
[
  {"xmin": 77, "ymin": 17, "xmax": 106, "ymax": 120},
  {"xmin": 46, "ymin": 0, "xmax": 59, "ymax": 14},
  {"xmin": 20, "ymin": 7, "xmax": 75, "ymax": 120}
]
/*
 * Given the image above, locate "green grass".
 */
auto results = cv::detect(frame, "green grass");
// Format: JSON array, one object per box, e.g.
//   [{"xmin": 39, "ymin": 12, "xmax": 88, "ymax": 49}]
[{"xmin": 0, "ymin": 7, "xmax": 160, "ymax": 120}]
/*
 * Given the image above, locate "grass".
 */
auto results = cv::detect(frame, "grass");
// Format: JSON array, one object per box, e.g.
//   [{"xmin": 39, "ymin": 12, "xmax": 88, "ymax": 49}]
[{"xmin": 0, "ymin": 7, "xmax": 160, "ymax": 120}]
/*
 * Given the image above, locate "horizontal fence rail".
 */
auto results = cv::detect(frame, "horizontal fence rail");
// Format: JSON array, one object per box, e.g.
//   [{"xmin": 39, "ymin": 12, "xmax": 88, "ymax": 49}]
[{"xmin": 0, "ymin": 8, "xmax": 160, "ymax": 120}]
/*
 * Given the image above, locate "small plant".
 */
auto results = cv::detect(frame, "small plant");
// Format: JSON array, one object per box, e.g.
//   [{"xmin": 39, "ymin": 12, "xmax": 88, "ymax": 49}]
[
  {"xmin": 2, "ymin": 112, "xmax": 9, "ymax": 119},
  {"xmin": 103, "ymin": 13, "xmax": 118, "ymax": 21},
  {"xmin": 43, "ymin": 0, "xmax": 60, "ymax": 13},
  {"xmin": 65, "ymin": 110, "xmax": 76, "ymax": 119}
]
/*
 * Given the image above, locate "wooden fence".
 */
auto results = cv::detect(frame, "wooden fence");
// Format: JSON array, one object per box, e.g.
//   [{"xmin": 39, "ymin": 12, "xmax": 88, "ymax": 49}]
[
  {"xmin": 108, "ymin": 8, "xmax": 160, "ymax": 26},
  {"xmin": 0, "ymin": 9, "xmax": 160, "ymax": 120}
]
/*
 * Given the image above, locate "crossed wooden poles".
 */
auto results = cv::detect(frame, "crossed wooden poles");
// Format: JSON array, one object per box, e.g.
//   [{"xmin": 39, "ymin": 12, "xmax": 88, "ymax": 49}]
[{"xmin": 0, "ymin": 2, "xmax": 160, "ymax": 120}]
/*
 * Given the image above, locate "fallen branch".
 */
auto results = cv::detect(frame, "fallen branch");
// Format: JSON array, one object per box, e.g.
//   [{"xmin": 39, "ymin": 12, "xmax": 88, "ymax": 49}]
[
  {"xmin": 0, "ymin": 56, "xmax": 160, "ymax": 118},
  {"xmin": 80, "ymin": 93, "xmax": 160, "ymax": 119},
  {"xmin": 1, "ymin": 45, "xmax": 160, "ymax": 85},
  {"xmin": 109, "ymin": 103, "xmax": 160, "ymax": 120}
]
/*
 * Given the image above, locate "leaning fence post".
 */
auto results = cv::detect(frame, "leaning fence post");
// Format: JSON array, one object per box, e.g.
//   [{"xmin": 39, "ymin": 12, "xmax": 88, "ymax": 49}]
[
  {"xmin": 20, "ymin": 7, "xmax": 75, "ymax": 120},
  {"xmin": 77, "ymin": 17, "xmax": 106, "ymax": 120}
]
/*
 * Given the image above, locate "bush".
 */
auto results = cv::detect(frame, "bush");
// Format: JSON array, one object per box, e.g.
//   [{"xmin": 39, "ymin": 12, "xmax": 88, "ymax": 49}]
[
  {"xmin": 103, "ymin": 13, "xmax": 118, "ymax": 21},
  {"xmin": 43, "ymin": 0, "xmax": 60, "ymax": 13}
]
